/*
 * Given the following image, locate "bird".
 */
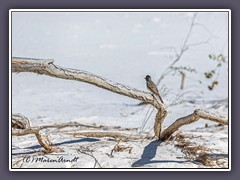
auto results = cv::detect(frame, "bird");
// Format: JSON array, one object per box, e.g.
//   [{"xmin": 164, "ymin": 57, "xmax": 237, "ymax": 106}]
[{"xmin": 145, "ymin": 75, "xmax": 164, "ymax": 103}]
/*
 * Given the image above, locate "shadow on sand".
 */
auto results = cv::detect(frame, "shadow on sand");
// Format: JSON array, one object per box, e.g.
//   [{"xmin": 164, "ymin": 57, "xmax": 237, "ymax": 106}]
[
  {"xmin": 131, "ymin": 140, "xmax": 190, "ymax": 167},
  {"xmin": 12, "ymin": 138, "xmax": 99, "ymax": 155}
]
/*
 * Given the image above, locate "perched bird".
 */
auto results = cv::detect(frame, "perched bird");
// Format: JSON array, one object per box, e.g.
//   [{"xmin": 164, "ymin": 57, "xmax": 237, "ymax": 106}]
[{"xmin": 145, "ymin": 75, "xmax": 164, "ymax": 103}]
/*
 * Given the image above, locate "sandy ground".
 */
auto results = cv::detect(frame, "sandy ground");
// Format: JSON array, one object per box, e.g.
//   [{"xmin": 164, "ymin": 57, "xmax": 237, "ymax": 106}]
[
  {"xmin": 12, "ymin": 129, "xmax": 228, "ymax": 169},
  {"xmin": 12, "ymin": 101, "xmax": 228, "ymax": 169}
]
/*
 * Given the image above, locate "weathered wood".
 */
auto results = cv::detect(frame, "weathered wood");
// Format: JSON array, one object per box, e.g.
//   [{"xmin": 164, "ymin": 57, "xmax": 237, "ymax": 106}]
[
  {"xmin": 73, "ymin": 132, "xmax": 151, "ymax": 140},
  {"xmin": 12, "ymin": 57, "xmax": 164, "ymax": 109},
  {"xmin": 12, "ymin": 57, "xmax": 228, "ymax": 141},
  {"xmin": 160, "ymin": 109, "xmax": 228, "ymax": 141},
  {"xmin": 11, "ymin": 111, "xmax": 228, "ymax": 152},
  {"xmin": 194, "ymin": 109, "xmax": 228, "ymax": 124},
  {"xmin": 12, "ymin": 122, "xmax": 103, "ymax": 136},
  {"xmin": 12, "ymin": 114, "xmax": 30, "ymax": 129},
  {"xmin": 12, "ymin": 57, "xmax": 166, "ymax": 138}
]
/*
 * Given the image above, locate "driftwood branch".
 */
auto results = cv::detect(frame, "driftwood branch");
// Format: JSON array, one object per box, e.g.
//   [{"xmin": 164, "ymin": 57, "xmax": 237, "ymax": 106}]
[
  {"xmin": 12, "ymin": 57, "xmax": 164, "ymax": 110},
  {"xmin": 12, "ymin": 109, "xmax": 228, "ymax": 152},
  {"xmin": 12, "ymin": 114, "xmax": 59, "ymax": 153},
  {"xmin": 11, "ymin": 115, "xmax": 151, "ymax": 152},
  {"xmin": 12, "ymin": 114, "xmax": 30, "ymax": 129},
  {"xmin": 12, "ymin": 57, "xmax": 228, "ymax": 144},
  {"xmin": 73, "ymin": 132, "xmax": 152, "ymax": 140},
  {"xmin": 12, "ymin": 121, "xmax": 107, "ymax": 136},
  {"xmin": 12, "ymin": 117, "xmax": 152, "ymax": 140},
  {"xmin": 12, "ymin": 57, "xmax": 166, "ymax": 139},
  {"xmin": 160, "ymin": 109, "xmax": 228, "ymax": 141}
]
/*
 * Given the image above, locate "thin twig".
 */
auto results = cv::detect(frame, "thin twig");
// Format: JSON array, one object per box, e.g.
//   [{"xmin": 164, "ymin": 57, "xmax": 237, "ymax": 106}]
[
  {"xmin": 156, "ymin": 13, "xmax": 216, "ymax": 86},
  {"xmin": 77, "ymin": 146, "xmax": 102, "ymax": 168}
]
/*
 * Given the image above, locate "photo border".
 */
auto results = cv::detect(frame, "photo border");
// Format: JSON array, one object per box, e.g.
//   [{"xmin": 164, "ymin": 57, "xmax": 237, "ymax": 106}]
[{"xmin": 9, "ymin": 9, "xmax": 231, "ymax": 171}]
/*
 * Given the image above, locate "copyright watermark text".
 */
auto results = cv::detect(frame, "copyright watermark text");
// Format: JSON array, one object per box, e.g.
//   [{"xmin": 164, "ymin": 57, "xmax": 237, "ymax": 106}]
[{"xmin": 22, "ymin": 155, "xmax": 79, "ymax": 163}]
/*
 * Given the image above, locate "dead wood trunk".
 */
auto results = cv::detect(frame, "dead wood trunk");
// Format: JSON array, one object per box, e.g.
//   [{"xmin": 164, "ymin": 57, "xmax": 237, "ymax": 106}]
[
  {"xmin": 11, "ymin": 57, "xmax": 228, "ymax": 143},
  {"xmin": 12, "ymin": 57, "xmax": 166, "ymax": 139}
]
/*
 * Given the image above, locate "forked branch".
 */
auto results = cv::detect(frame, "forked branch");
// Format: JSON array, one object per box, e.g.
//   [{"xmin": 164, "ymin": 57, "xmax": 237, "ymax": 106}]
[
  {"xmin": 12, "ymin": 57, "xmax": 166, "ymax": 139},
  {"xmin": 12, "ymin": 57, "xmax": 228, "ymax": 142},
  {"xmin": 160, "ymin": 109, "xmax": 228, "ymax": 141},
  {"xmin": 12, "ymin": 111, "xmax": 228, "ymax": 153}
]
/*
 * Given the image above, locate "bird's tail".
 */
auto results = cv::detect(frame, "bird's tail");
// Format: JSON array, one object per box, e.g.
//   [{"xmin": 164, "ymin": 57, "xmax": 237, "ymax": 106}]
[{"xmin": 157, "ymin": 94, "xmax": 164, "ymax": 104}]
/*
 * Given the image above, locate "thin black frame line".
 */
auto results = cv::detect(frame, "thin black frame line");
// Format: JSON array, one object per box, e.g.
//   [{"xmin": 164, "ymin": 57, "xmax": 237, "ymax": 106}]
[{"xmin": 10, "ymin": 10, "xmax": 230, "ymax": 170}]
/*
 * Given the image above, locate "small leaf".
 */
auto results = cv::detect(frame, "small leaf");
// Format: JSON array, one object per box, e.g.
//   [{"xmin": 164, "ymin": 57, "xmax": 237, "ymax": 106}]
[
  {"xmin": 217, "ymin": 54, "xmax": 224, "ymax": 61},
  {"xmin": 213, "ymin": 81, "xmax": 219, "ymax": 87},
  {"xmin": 208, "ymin": 86, "xmax": 213, "ymax": 90}
]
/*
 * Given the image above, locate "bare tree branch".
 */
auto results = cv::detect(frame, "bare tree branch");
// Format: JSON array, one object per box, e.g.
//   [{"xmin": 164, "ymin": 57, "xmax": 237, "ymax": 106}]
[
  {"xmin": 12, "ymin": 57, "xmax": 228, "ymax": 144},
  {"xmin": 194, "ymin": 23, "xmax": 218, "ymax": 38},
  {"xmin": 187, "ymin": 36, "xmax": 213, "ymax": 47},
  {"xmin": 12, "ymin": 57, "xmax": 164, "ymax": 110},
  {"xmin": 160, "ymin": 109, "xmax": 228, "ymax": 141},
  {"xmin": 156, "ymin": 13, "xmax": 216, "ymax": 87},
  {"xmin": 12, "ymin": 122, "xmax": 113, "ymax": 136},
  {"xmin": 12, "ymin": 122, "xmax": 59, "ymax": 153},
  {"xmin": 156, "ymin": 13, "xmax": 197, "ymax": 86},
  {"xmin": 12, "ymin": 57, "xmax": 167, "ymax": 139},
  {"xmin": 12, "ymin": 110, "xmax": 228, "ymax": 153},
  {"xmin": 12, "ymin": 114, "xmax": 31, "ymax": 129},
  {"xmin": 73, "ymin": 132, "xmax": 152, "ymax": 140}
]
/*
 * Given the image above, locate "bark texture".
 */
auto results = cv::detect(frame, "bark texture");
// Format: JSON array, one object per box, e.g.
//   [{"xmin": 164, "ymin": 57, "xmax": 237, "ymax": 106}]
[{"xmin": 12, "ymin": 57, "xmax": 228, "ymax": 142}]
